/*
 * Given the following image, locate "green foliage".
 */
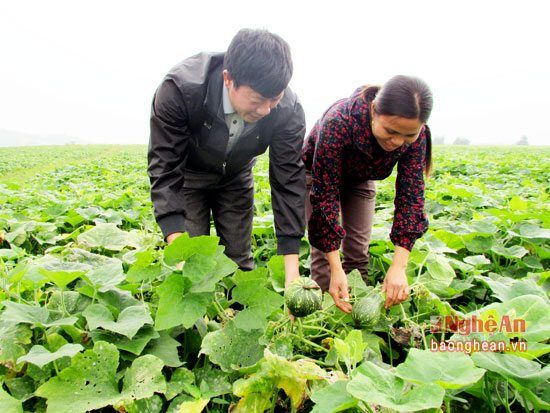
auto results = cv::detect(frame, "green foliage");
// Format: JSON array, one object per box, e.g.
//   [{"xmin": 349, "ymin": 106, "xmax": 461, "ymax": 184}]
[
  {"xmin": 0, "ymin": 144, "xmax": 549, "ymax": 411},
  {"xmin": 35, "ymin": 341, "xmax": 166, "ymax": 413}
]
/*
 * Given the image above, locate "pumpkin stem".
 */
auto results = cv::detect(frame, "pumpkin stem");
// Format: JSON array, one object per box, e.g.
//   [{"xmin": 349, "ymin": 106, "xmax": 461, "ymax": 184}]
[{"xmin": 302, "ymin": 285, "xmax": 321, "ymax": 290}]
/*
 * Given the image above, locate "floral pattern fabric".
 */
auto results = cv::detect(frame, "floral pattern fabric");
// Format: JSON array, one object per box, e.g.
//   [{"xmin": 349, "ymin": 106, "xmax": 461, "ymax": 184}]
[{"xmin": 302, "ymin": 87, "xmax": 429, "ymax": 253}]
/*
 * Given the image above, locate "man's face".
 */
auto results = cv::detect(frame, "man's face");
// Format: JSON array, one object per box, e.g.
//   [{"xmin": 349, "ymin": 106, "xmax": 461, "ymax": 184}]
[{"xmin": 223, "ymin": 70, "xmax": 284, "ymax": 123}]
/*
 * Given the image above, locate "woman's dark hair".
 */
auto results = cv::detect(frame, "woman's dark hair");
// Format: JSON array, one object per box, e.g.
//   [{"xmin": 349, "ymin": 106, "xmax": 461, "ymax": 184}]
[
  {"xmin": 361, "ymin": 75, "xmax": 434, "ymax": 176},
  {"xmin": 224, "ymin": 28, "xmax": 293, "ymax": 99}
]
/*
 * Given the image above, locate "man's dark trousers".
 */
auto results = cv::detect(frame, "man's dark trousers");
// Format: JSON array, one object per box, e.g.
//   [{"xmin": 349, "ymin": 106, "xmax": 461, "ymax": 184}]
[{"xmin": 182, "ymin": 166, "xmax": 255, "ymax": 271}]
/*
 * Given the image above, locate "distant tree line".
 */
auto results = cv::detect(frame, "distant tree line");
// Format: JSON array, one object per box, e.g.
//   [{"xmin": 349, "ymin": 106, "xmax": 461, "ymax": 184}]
[{"xmin": 431, "ymin": 135, "xmax": 529, "ymax": 145}]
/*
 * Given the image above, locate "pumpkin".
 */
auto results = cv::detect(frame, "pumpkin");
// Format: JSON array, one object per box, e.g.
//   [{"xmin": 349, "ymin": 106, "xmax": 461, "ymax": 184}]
[
  {"xmin": 285, "ymin": 277, "xmax": 322, "ymax": 317},
  {"xmin": 351, "ymin": 293, "xmax": 384, "ymax": 329}
]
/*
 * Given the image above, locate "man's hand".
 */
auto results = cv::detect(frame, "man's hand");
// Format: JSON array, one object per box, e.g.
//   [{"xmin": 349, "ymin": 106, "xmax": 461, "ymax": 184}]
[
  {"xmin": 166, "ymin": 232, "xmax": 183, "ymax": 244},
  {"xmin": 284, "ymin": 254, "xmax": 300, "ymax": 321},
  {"xmin": 166, "ymin": 232, "xmax": 184, "ymax": 269}
]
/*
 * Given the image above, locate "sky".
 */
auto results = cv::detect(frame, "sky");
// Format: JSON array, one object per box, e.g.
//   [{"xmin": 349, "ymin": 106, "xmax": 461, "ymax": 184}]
[{"xmin": 1, "ymin": 0, "xmax": 549, "ymax": 146}]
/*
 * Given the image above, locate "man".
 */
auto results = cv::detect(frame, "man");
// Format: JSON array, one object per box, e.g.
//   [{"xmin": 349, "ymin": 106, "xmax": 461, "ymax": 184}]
[{"xmin": 148, "ymin": 29, "xmax": 306, "ymax": 284}]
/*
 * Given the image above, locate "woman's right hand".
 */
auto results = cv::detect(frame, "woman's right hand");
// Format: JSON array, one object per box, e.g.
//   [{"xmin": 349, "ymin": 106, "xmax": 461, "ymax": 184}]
[{"xmin": 329, "ymin": 268, "xmax": 352, "ymax": 313}]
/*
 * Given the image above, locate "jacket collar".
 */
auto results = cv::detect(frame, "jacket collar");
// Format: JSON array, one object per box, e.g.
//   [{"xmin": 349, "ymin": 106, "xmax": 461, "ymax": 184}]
[
  {"xmin": 222, "ymin": 84, "xmax": 235, "ymax": 115},
  {"xmin": 204, "ymin": 69, "xmax": 225, "ymax": 121}
]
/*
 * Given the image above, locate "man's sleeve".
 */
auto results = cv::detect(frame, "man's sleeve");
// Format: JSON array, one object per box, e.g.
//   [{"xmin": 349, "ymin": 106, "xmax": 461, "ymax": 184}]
[
  {"xmin": 268, "ymin": 96, "xmax": 307, "ymax": 255},
  {"xmin": 147, "ymin": 79, "xmax": 190, "ymax": 239}
]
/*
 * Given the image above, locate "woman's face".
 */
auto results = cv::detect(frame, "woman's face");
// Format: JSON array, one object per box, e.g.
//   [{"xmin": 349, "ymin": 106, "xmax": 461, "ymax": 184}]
[{"xmin": 371, "ymin": 106, "xmax": 424, "ymax": 152}]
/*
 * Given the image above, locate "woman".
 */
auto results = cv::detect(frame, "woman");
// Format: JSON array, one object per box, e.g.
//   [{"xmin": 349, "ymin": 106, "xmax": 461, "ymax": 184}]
[{"xmin": 299, "ymin": 75, "xmax": 433, "ymax": 313}]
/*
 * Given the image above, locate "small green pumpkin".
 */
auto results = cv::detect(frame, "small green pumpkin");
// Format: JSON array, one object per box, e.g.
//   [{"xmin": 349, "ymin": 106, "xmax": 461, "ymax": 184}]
[
  {"xmin": 285, "ymin": 277, "xmax": 322, "ymax": 317},
  {"xmin": 351, "ymin": 293, "xmax": 384, "ymax": 329}
]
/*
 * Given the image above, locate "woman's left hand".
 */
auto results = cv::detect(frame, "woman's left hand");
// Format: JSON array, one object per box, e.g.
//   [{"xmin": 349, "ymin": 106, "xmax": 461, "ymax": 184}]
[{"xmin": 382, "ymin": 265, "xmax": 410, "ymax": 309}]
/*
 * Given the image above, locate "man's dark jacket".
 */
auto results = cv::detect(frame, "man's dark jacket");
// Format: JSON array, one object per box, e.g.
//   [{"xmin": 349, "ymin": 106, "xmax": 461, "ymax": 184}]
[{"xmin": 148, "ymin": 52, "xmax": 307, "ymax": 255}]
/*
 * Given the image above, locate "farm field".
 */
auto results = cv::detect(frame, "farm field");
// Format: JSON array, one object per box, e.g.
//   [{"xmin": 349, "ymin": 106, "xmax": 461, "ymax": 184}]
[{"xmin": 1, "ymin": 144, "xmax": 550, "ymax": 412}]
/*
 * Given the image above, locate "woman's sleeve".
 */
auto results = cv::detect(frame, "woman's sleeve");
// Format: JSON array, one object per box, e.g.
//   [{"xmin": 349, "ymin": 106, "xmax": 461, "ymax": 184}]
[
  {"xmin": 391, "ymin": 127, "xmax": 430, "ymax": 250},
  {"xmin": 308, "ymin": 116, "xmax": 347, "ymax": 252}
]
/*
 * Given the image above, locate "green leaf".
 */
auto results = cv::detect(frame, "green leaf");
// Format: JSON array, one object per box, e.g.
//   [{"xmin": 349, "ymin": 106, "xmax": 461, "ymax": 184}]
[
  {"xmin": 89, "ymin": 326, "xmax": 159, "ymax": 355},
  {"xmin": 468, "ymin": 221, "xmax": 499, "ymax": 235},
  {"xmin": 310, "ymin": 380, "xmax": 358, "ymax": 413},
  {"xmin": 77, "ymin": 223, "xmax": 133, "ymax": 251},
  {"xmin": 464, "ymin": 255, "xmax": 491, "ymax": 266},
  {"xmin": 83, "ymin": 304, "xmax": 153, "ymax": 339},
  {"xmin": 232, "ymin": 279, "xmax": 284, "ymax": 331},
  {"xmin": 471, "ymin": 351, "xmax": 550, "ymax": 390},
  {"xmin": 0, "ymin": 387, "xmax": 23, "ymax": 413},
  {"xmin": 143, "ymin": 331, "xmax": 182, "ymax": 367},
  {"xmin": 180, "ymin": 293, "xmax": 213, "ymax": 329},
  {"xmin": 64, "ymin": 247, "xmax": 120, "ymax": 268},
  {"xmin": 232, "ymin": 349, "xmax": 328, "ymax": 412},
  {"xmin": 117, "ymin": 354, "xmax": 166, "ymax": 405},
  {"xmin": 200, "ymin": 320, "xmax": 265, "ymax": 372},
  {"xmin": 182, "ymin": 254, "xmax": 217, "ymax": 283},
  {"xmin": 7, "ymin": 261, "xmax": 30, "ymax": 284},
  {"xmin": 347, "ymin": 362, "xmax": 445, "ymax": 411},
  {"xmin": 334, "ymin": 330, "xmax": 367, "ymax": 372},
  {"xmin": 126, "ymin": 251, "xmax": 162, "ymax": 283},
  {"xmin": 47, "ymin": 290, "xmax": 92, "ymax": 315},
  {"xmin": 166, "ymin": 367, "xmax": 196, "ymax": 401},
  {"xmin": 163, "ymin": 233, "xmax": 219, "ymax": 266},
  {"xmin": 38, "ymin": 260, "xmax": 91, "ymax": 289},
  {"xmin": 433, "ymin": 229, "xmax": 465, "ymax": 250},
  {"xmin": 35, "ymin": 341, "xmax": 166, "ymax": 413},
  {"xmin": 167, "ymin": 394, "xmax": 195, "ymax": 412},
  {"xmin": 194, "ymin": 363, "xmax": 232, "ymax": 398},
  {"xmin": 189, "ymin": 246, "xmax": 238, "ymax": 293},
  {"xmin": 232, "ymin": 267, "xmax": 268, "ymax": 285},
  {"xmin": 468, "ymin": 295, "xmax": 550, "ymax": 342},
  {"xmin": 17, "ymin": 344, "xmax": 84, "ymax": 369},
  {"xmin": 518, "ymin": 223, "xmax": 550, "ymax": 239},
  {"xmin": 507, "ymin": 342, "xmax": 550, "ymax": 361},
  {"xmin": 491, "ymin": 245, "xmax": 528, "ymax": 259},
  {"xmin": 84, "ymin": 261, "xmax": 126, "ymax": 292},
  {"xmin": 474, "ymin": 275, "xmax": 549, "ymax": 303},
  {"xmin": 426, "ymin": 256, "xmax": 456, "ymax": 281},
  {"xmin": 0, "ymin": 301, "xmax": 77, "ymax": 328},
  {"xmin": 508, "ymin": 196, "xmax": 528, "ymax": 211},
  {"xmin": 92, "ymin": 287, "xmax": 142, "ymax": 312},
  {"xmin": 122, "ymin": 394, "xmax": 164, "ymax": 413},
  {"xmin": 347, "ymin": 269, "xmax": 371, "ymax": 298},
  {"xmin": 173, "ymin": 398, "xmax": 210, "ymax": 413},
  {"xmin": 0, "ymin": 249, "xmax": 18, "ymax": 260},
  {"xmin": 396, "ymin": 349, "xmax": 485, "ymax": 390},
  {"xmin": 154, "ymin": 273, "xmax": 188, "ymax": 330},
  {"xmin": 464, "ymin": 236, "xmax": 495, "ymax": 253},
  {"xmin": 267, "ymin": 254, "xmax": 285, "ymax": 292},
  {"xmin": 0, "ymin": 321, "xmax": 33, "ymax": 369},
  {"xmin": 35, "ymin": 341, "xmax": 122, "ymax": 412}
]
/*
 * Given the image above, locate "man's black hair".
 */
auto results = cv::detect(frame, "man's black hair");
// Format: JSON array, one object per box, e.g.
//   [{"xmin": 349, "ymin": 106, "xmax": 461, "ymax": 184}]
[{"xmin": 224, "ymin": 28, "xmax": 293, "ymax": 98}]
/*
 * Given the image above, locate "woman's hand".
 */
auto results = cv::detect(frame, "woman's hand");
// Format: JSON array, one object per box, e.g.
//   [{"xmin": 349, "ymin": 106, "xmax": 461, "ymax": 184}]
[
  {"xmin": 382, "ymin": 264, "xmax": 410, "ymax": 309},
  {"xmin": 326, "ymin": 250, "xmax": 352, "ymax": 313},
  {"xmin": 329, "ymin": 267, "xmax": 352, "ymax": 313},
  {"xmin": 382, "ymin": 245, "xmax": 411, "ymax": 309}
]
